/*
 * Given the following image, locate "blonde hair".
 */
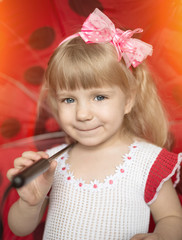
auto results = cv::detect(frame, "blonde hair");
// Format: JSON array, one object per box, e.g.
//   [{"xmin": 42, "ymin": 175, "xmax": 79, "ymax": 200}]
[{"xmin": 40, "ymin": 36, "xmax": 171, "ymax": 149}]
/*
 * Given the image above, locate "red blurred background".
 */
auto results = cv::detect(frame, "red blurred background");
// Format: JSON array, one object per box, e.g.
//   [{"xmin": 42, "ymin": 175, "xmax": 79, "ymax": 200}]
[{"xmin": 0, "ymin": 0, "xmax": 182, "ymax": 239}]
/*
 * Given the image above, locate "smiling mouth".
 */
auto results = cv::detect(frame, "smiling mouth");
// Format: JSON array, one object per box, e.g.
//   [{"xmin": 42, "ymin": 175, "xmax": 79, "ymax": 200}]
[{"xmin": 76, "ymin": 126, "xmax": 100, "ymax": 132}]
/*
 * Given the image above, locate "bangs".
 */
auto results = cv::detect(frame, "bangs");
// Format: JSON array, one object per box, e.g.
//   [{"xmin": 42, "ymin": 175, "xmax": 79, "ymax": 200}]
[
  {"xmin": 46, "ymin": 37, "xmax": 132, "ymax": 93},
  {"xmin": 53, "ymin": 48, "xmax": 108, "ymax": 90}
]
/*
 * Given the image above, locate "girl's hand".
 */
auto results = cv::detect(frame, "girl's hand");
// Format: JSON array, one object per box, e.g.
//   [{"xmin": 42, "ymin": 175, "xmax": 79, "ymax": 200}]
[
  {"xmin": 7, "ymin": 151, "xmax": 57, "ymax": 206},
  {"xmin": 131, "ymin": 233, "xmax": 164, "ymax": 240}
]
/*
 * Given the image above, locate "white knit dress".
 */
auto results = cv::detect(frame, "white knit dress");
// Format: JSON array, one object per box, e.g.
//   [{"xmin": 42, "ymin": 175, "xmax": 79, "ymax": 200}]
[{"xmin": 43, "ymin": 141, "xmax": 181, "ymax": 240}]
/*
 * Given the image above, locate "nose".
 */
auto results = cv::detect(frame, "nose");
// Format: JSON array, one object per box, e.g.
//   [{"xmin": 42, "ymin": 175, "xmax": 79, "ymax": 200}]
[{"xmin": 76, "ymin": 102, "xmax": 93, "ymax": 121}]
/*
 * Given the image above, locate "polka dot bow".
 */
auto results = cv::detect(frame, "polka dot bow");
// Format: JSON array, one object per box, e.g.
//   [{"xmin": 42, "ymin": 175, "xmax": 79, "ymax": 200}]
[{"xmin": 79, "ymin": 8, "xmax": 153, "ymax": 68}]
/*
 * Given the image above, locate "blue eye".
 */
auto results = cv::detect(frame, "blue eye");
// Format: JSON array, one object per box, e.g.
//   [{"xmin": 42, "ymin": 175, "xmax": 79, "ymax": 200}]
[
  {"xmin": 95, "ymin": 95, "xmax": 106, "ymax": 101},
  {"xmin": 64, "ymin": 98, "xmax": 74, "ymax": 103}
]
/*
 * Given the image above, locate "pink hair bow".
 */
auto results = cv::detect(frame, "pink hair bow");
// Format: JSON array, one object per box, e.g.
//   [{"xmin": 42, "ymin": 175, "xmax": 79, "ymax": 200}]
[{"xmin": 78, "ymin": 8, "xmax": 153, "ymax": 68}]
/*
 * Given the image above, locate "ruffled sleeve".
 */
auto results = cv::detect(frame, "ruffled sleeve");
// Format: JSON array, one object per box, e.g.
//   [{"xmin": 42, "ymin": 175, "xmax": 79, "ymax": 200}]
[{"xmin": 144, "ymin": 149, "xmax": 182, "ymax": 205}]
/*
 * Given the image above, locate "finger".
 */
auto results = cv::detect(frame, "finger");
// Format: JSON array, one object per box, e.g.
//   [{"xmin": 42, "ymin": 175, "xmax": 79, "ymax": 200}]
[
  {"xmin": 14, "ymin": 151, "xmax": 49, "ymax": 169},
  {"xmin": 14, "ymin": 157, "xmax": 35, "ymax": 169},
  {"xmin": 7, "ymin": 168, "xmax": 20, "ymax": 181},
  {"xmin": 21, "ymin": 151, "xmax": 49, "ymax": 160},
  {"xmin": 131, "ymin": 233, "xmax": 157, "ymax": 240},
  {"xmin": 130, "ymin": 233, "xmax": 147, "ymax": 240},
  {"xmin": 37, "ymin": 151, "xmax": 50, "ymax": 159},
  {"xmin": 43, "ymin": 160, "xmax": 57, "ymax": 182}
]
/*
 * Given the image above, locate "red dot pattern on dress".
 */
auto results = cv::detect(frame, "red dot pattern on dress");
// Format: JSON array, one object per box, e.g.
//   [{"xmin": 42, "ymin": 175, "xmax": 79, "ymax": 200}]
[
  {"xmin": 120, "ymin": 169, "xmax": 124, "ymax": 173},
  {"xmin": 93, "ymin": 184, "xmax": 98, "ymax": 188},
  {"xmin": 109, "ymin": 180, "xmax": 113, "ymax": 184},
  {"xmin": 62, "ymin": 167, "xmax": 66, "ymax": 170},
  {"xmin": 67, "ymin": 176, "xmax": 71, "ymax": 180}
]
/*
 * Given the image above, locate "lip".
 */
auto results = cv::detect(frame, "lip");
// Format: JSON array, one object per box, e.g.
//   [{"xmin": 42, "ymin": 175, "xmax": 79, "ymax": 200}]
[{"xmin": 75, "ymin": 126, "xmax": 100, "ymax": 132}]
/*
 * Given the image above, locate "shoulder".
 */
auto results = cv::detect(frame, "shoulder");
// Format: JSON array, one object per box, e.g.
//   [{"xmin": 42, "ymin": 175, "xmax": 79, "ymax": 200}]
[
  {"xmin": 133, "ymin": 141, "xmax": 163, "ymax": 167},
  {"xmin": 133, "ymin": 140, "xmax": 162, "ymax": 155},
  {"xmin": 133, "ymin": 141, "xmax": 179, "ymax": 167}
]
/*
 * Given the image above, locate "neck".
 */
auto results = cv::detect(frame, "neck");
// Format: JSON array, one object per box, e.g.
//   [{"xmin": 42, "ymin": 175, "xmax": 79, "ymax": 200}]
[{"xmin": 75, "ymin": 133, "xmax": 134, "ymax": 153}]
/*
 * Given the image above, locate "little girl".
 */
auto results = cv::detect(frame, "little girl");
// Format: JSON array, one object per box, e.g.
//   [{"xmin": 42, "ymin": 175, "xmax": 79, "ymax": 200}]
[{"xmin": 7, "ymin": 8, "xmax": 182, "ymax": 240}]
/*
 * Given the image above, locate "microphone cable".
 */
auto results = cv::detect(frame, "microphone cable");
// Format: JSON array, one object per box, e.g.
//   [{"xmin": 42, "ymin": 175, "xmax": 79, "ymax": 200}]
[{"xmin": 0, "ymin": 182, "xmax": 13, "ymax": 240}]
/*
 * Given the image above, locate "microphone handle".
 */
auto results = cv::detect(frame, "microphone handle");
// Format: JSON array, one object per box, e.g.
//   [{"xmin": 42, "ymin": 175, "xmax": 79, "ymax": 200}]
[
  {"xmin": 11, "ymin": 144, "xmax": 73, "ymax": 188},
  {"xmin": 12, "ymin": 158, "xmax": 50, "ymax": 188}
]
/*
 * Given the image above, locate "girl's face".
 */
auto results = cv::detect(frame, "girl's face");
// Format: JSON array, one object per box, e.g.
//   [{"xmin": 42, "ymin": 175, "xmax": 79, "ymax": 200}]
[{"xmin": 56, "ymin": 85, "xmax": 133, "ymax": 148}]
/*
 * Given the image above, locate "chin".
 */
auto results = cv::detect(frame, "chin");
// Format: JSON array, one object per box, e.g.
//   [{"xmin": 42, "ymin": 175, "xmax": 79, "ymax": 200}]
[
  {"xmin": 78, "ymin": 141, "xmax": 100, "ymax": 147},
  {"xmin": 76, "ymin": 137, "xmax": 108, "ymax": 148}
]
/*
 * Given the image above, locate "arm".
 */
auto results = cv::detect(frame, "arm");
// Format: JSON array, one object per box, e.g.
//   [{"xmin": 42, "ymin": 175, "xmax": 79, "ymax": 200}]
[
  {"xmin": 8, "ymin": 197, "xmax": 48, "ymax": 236},
  {"xmin": 131, "ymin": 179, "xmax": 182, "ymax": 240},
  {"xmin": 151, "ymin": 179, "xmax": 182, "ymax": 239},
  {"xmin": 7, "ymin": 151, "xmax": 57, "ymax": 236}
]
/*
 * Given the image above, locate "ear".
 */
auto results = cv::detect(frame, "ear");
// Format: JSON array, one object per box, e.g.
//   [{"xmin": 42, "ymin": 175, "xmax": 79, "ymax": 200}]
[{"xmin": 124, "ymin": 92, "xmax": 136, "ymax": 115}]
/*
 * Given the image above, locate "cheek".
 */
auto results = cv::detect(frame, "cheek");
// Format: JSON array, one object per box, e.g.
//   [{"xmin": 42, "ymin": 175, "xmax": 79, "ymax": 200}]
[
  {"xmin": 58, "ymin": 114, "xmax": 72, "ymax": 135},
  {"xmin": 57, "ymin": 108, "xmax": 71, "ymax": 126},
  {"xmin": 102, "ymin": 102, "xmax": 125, "ymax": 118},
  {"xmin": 98, "ymin": 109, "xmax": 123, "ymax": 127}
]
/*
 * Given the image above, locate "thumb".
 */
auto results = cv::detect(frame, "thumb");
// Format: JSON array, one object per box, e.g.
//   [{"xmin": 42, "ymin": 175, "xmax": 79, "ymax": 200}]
[
  {"xmin": 130, "ymin": 233, "xmax": 148, "ymax": 240},
  {"xmin": 43, "ymin": 160, "xmax": 57, "ymax": 182}
]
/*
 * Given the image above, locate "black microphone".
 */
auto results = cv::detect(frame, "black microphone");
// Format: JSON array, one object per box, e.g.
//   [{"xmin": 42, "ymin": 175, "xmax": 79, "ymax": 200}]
[{"xmin": 11, "ymin": 144, "xmax": 73, "ymax": 188}]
